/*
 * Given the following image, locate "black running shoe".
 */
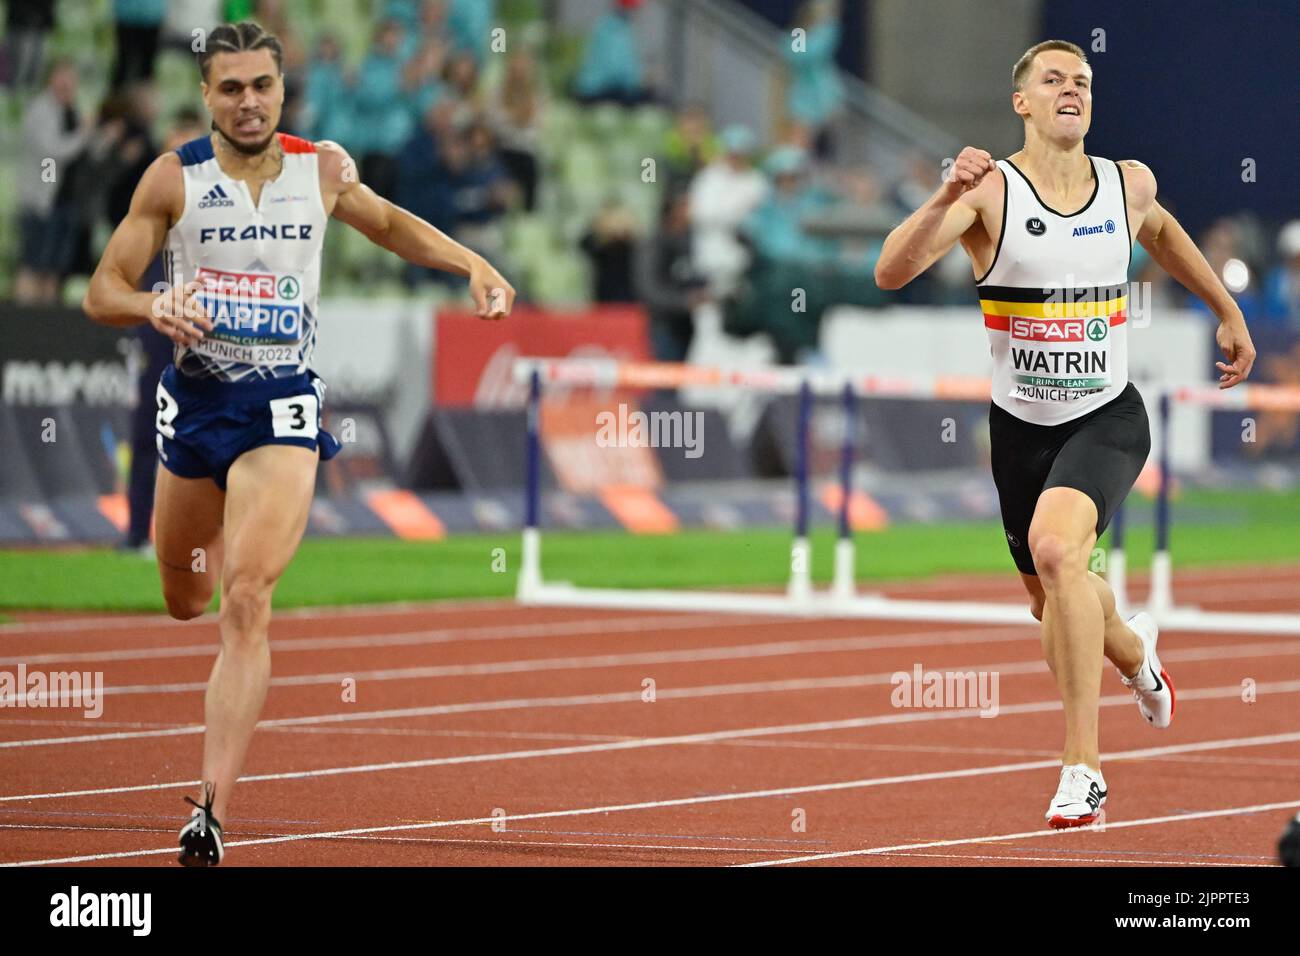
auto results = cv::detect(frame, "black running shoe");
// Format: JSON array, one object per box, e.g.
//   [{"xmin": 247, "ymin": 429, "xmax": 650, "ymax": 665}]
[
  {"xmin": 178, "ymin": 783, "xmax": 224, "ymax": 867},
  {"xmin": 1280, "ymin": 812, "xmax": 1300, "ymax": 867}
]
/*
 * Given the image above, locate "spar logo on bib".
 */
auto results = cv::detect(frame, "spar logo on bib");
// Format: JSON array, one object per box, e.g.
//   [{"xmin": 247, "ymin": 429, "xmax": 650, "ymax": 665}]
[
  {"xmin": 1009, "ymin": 313, "xmax": 1111, "ymax": 395},
  {"xmin": 193, "ymin": 268, "xmax": 303, "ymax": 344},
  {"xmin": 1011, "ymin": 318, "xmax": 1086, "ymax": 342}
]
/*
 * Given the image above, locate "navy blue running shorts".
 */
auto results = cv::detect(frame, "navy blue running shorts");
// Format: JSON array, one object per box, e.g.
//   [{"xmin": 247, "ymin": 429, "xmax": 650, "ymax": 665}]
[{"xmin": 154, "ymin": 364, "xmax": 342, "ymax": 490}]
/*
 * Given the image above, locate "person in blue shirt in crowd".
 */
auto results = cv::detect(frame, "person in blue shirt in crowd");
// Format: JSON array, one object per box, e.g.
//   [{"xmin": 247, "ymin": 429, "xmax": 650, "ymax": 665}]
[
  {"xmin": 302, "ymin": 33, "xmax": 354, "ymax": 146},
  {"xmin": 743, "ymin": 146, "xmax": 838, "ymax": 267},
  {"xmin": 736, "ymin": 146, "xmax": 841, "ymax": 362},
  {"xmin": 385, "ymin": 0, "xmax": 494, "ymax": 63},
  {"xmin": 353, "ymin": 18, "xmax": 417, "ymax": 199},
  {"xmin": 783, "ymin": 0, "xmax": 844, "ymax": 157},
  {"xmin": 1263, "ymin": 221, "xmax": 1300, "ymax": 329},
  {"xmin": 398, "ymin": 103, "xmax": 512, "ymax": 288},
  {"xmin": 446, "ymin": 0, "xmax": 495, "ymax": 64},
  {"xmin": 573, "ymin": 0, "xmax": 650, "ymax": 106},
  {"xmin": 403, "ymin": 36, "xmax": 452, "ymax": 128}
]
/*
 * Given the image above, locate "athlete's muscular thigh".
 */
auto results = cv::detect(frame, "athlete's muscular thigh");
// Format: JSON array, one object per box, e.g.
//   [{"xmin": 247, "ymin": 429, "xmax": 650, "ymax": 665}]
[
  {"xmin": 220, "ymin": 445, "xmax": 318, "ymax": 604},
  {"xmin": 154, "ymin": 469, "xmax": 225, "ymax": 620}
]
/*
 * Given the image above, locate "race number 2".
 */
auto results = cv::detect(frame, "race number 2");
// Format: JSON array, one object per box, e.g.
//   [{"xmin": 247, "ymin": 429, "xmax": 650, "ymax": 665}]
[
  {"xmin": 269, "ymin": 394, "xmax": 319, "ymax": 439},
  {"xmin": 156, "ymin": 381, "xmax": 180, "ymax": 439}
]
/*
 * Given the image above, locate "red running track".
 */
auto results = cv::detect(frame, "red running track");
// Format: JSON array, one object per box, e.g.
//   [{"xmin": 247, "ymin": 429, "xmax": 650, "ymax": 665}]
[{"xmin": 2, "ymin": 566, "xmax": 1299, "ymax": 867}]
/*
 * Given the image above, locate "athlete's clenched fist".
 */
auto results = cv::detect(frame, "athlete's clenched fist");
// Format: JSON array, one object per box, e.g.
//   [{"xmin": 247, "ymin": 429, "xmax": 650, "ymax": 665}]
[
  {"xmin": 943, "ymin": 147, "xmax": 997, "ymax": 199},
  {"xmin": 150, "ymin": 280, "xmax": 214, "ymax": 347}
]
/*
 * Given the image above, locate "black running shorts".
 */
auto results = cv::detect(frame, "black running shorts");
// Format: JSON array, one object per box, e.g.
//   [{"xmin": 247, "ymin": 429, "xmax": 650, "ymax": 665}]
[{"xmin": 988, "ymin": 382, "xmax": 1151, "ymax": 575}]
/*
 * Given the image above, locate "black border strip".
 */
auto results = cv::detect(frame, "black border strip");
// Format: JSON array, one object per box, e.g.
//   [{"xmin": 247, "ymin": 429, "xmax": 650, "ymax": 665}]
[{"xmin": 976, "ymin": 283, "xmax": 1128, "ymax": 303}]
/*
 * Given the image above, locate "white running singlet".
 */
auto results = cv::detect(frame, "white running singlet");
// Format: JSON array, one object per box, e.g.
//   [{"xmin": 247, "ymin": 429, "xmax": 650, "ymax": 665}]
[
  {"xmin": 977, "ymin": 155, "xmax": 1132, "ymax": 425},
  {"xmin": 163, "ymin": 133, "xmax": 328, "ymax": 382}
]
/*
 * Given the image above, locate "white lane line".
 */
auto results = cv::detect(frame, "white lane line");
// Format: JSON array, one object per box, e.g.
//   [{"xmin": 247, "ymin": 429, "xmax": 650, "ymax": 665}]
[
  {"xmin": 873, "ymin": 851, "xmax": 1270, "ymax": 867},
  {"xmin": 734, "ymin": 797, "xmax": 1300, "ymax": 867},
  {"xmin": 7, "ymin": 631, "xmax": 1297, "ymax": 708},
  {"xmin": 4, "ymin": 637, "xmax": 1294, "ymax": 750},
  {"xmin": 7, "ymin": 732, "xmax": 1300, "ymax": 867},
  {"xmin": 0, "ymin": 612, "xmax": 795, "ymax": 665},
  {"xmin": 5, "ymin": 630, "xmax": 1298, "ymax": 748},
  {"xmin": 4, "ymin": 676, "xmax": 1300, "ymax": 803},
  {"xmin": 323, "ymin": 835, "xmax": 795, "ymax": 855},
  {"xmin": 0, "ymin": 651, "xmax": 1047, "ymax": 748},
  {"xmin": 2, "ymin": 626, "xmax": 1036, "ymax": 703},
  {"xmin": 0, "ymin": 598, "xmax": 548, "ymax": 635},
  {"xmin": 0, "ymin": 823, "xmax": 789, "ymax": 856}
]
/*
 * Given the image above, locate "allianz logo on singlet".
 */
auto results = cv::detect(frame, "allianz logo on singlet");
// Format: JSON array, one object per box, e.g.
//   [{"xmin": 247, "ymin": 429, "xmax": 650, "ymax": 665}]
[{"xmin": 1072, "ymin": 219, "xmax": 1117, "ymax": 237}]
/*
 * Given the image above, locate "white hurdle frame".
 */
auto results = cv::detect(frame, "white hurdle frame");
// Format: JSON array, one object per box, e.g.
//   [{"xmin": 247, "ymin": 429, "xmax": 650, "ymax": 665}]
[{"xmin": 513, "ymin": 358, "xmax": 1300, "ymax": 633}]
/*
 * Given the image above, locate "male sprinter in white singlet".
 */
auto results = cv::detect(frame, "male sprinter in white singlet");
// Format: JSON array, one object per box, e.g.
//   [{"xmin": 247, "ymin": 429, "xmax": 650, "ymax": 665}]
[
  {"xmin": 84, "ymin": 21, "xmax": 516, "ymax": 865},
  {"xmin": 875, "ymin": 40, "xmax": 1255, "ymax": 827}
]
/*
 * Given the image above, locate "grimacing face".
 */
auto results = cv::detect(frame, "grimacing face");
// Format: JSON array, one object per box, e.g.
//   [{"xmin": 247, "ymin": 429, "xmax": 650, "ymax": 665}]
[
  {"xmin": 1014, "ymin": 50, "xmax": 1093, "ymax": 144},
  {"xmin": 202, "ymin": 48, "xmax": 284, "ymax": 156}
]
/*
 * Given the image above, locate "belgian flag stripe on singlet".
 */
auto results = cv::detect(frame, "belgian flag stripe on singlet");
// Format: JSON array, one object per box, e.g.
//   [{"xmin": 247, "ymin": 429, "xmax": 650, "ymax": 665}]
[
  {"xmin": 979, "ymin": 283, "xmax": 1128, "ymax": 329},
  {"xmin": 977, "ymin": 283, "xmax": 1127, "ymax": 303}
]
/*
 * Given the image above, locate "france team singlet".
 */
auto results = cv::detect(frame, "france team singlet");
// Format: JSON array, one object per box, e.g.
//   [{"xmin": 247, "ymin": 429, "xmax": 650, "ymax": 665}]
[
  {"xmin": 977, "ymin": 155, "xmax": 1132, "ymax": 426},
  {"xmin": 164, "ymin": 133, "xmax": 327, "ymax": 382}
]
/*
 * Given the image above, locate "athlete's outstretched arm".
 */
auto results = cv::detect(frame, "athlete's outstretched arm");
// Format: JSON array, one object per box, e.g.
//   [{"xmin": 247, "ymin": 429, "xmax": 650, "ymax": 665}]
[
  {"xmin": 1127, "ymin": 161, "xmax": 1255, "ymax": 388},
  {"xmin": 319, "ymin": 141, "xmax": 515, "ymax": 319},
  {"xmin": 875, "ymin": 146, "xmax": 996, "ymax": 289},
  {"xmin": 83, "ymin": 153, "xmax": 214, "ymax": 345}
]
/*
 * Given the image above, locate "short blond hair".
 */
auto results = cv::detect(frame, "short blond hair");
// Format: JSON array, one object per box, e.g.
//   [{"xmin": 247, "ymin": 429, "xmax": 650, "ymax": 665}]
[{"xmin": 1013, "ymin": 40, "xmax": 1088, "ymax": 91}]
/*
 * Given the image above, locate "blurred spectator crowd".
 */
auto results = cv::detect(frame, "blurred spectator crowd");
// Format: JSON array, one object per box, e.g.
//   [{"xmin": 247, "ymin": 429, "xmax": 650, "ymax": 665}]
[{"xmin": 4, "ymin": 0, "xmax": 1300, "ymax": 365}]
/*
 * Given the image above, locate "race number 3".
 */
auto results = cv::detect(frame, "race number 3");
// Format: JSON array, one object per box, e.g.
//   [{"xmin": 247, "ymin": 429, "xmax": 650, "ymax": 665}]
[
  {"xmin": 269, "ymin": 394, "xmax": 319, "ymax": 439},
  {"xmin": 156, "ymin": 381, "xmax": 179, "ymax": 439}
]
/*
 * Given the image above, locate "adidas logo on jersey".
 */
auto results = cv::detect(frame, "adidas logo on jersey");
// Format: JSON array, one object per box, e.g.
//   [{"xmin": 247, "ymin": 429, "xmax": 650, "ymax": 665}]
[{"xmin": 198, "ymin": 184, "xmax": 236, "ymax": 209}]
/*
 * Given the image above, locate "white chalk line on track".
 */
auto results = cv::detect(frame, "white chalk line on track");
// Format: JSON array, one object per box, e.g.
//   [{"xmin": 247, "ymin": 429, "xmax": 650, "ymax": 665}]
[
  {"xmin": 0, "ymin": 612, "xmax": 795, "ymax": 664},
  {"xmin": 0, "ymin": 821, "xmax": 801, "ymax": 856},
  {"xmin": 4, "ymin": 679, "xmax": 1300, "ymax": 803},
  {"xmin": 0, "ymin": 616, "xmax": 1029, "ymax": 671},
  {"xmin": 5, "ymin": 638, "xmax": 1298, "ymax": 748},
  {"xmin": 2, "ymin": 625, "xmax": 1037, "ymax": 703},
  {"xmin": 871, "ymin": 851, "xmax": 1270, "ymax": 867},
  {"xmin": 0, "ymin": 597, "xmax": 559, "ymax": 635},
  {"xmin": 734, "ymin": 796, "xmax": 1300, "ymax": 867},
  {"xmin": 6, "ymin": 733, "xmax": 1300, "ymax": 867},
  {"xmin": 9, "ymin": 628, "xmax": 1300, "ymax": 707}
]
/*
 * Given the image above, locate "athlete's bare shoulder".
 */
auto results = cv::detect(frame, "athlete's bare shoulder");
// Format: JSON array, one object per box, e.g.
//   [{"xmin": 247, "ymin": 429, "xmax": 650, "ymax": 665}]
[
  {"xmin": 131, "ymin": 150, "xmax": 185, "ymax": 225},
  {"xmin": 1117, "ymin": 159, "xmax": 1157, "ymax": 210},
  {"xmin": 314, "ymin": 139, "xmax": 360, "ymax": 198}
]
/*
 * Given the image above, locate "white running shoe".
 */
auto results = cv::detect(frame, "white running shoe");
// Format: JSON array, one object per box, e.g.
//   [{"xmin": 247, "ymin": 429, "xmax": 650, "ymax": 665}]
[
  {"xmin": 1045, "ymin": 763, "xmax": 1107, "ymax": 828},
  {"xmin": 1120, "ymin": 612, "xmax": 1176, "ymax": 728}
]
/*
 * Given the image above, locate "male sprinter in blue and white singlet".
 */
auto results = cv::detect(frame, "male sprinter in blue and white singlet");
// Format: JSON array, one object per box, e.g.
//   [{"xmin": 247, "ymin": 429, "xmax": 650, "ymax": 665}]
[
  {"xmin": 84, "ymin": 21, "xmax": 516, "ymax": 865},
  {"xmin": 875, "ymin": 40, "xmax": 1255, "ymax": 827}
]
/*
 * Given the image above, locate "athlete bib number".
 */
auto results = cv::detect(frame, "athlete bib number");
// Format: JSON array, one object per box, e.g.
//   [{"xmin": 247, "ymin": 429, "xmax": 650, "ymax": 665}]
[
  {"xmin": 269, "ymin": 394, "xmax": 319, "ymax": 440},
  {"xmin": 156, "ymin": 381, "xmax": 179, "ymax": 438},
  {"xmin": 1007, "ymin": 315, "xmax": 1112, "ymax": 402}
]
